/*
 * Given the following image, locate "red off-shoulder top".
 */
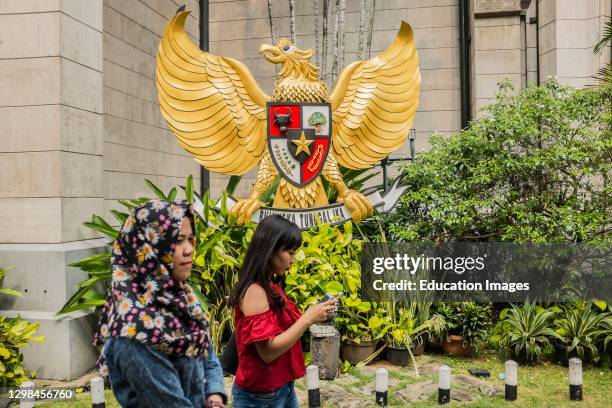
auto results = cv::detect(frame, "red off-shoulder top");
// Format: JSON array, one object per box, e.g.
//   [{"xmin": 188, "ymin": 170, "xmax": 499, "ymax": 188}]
[{"xmin": 233, "ymin": 284, "xmax": 306, "ymax": 392}]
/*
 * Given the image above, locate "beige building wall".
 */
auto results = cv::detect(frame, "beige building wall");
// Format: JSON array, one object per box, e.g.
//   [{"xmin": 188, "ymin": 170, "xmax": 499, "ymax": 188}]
[
  {"xmin": 538, "ymin": 0, "xmax": 611, "ymax": 87},
  {"xmin": 470, "ymin": 0, "xmax": 524, "ymax": 116},
  {"xmin": 0, "ymin": 0, "xmax": 105, "ymax": 380},
  {"xmin": 526, "ymin": 1, "xmax": 538, "ymax": 85},
  {"xmin": 102, "ymin": 0, "xmax": 202, "ymax": 217},
  {"xmin": 0, "ymin": 0, "xmax": 204, "ymax": 380},
  {"xmin": 0, "ymin": 0, "xmax": 104, "ymax": 244}
]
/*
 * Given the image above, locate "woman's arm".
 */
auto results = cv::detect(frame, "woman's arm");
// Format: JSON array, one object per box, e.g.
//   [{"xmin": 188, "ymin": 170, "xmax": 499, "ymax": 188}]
[
  {"xmin": 241, "ymin": 284, "xmax": 336, "ymax": 364},
  {"xmin": 203, "ymin": 341, "xmax": 227, "ymax": 406}
]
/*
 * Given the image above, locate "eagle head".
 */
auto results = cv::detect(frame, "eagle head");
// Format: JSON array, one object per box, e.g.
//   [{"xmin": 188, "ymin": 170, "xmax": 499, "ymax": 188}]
[{"xmin": 259, "ymin": 38, "xmax": 319, "ymax": 81}]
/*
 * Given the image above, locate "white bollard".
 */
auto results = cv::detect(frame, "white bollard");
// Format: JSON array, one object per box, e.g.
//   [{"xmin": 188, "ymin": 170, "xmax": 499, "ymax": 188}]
[
  {"xmin": 91, "ymin": 376, "xmax": 106, "ymax": 408},
  {"xmin": 569, "ymin": 358, "xmax": 583, "ymax": 401},
  {"xmin": 19, "ymin": 381, "xmax": 35, "ymax": 408},
  {"xmin": 306, "ymin": 365, "xmax": 320, "ymax": 408},
  {"xmin": 438, "ymin": 365, "xmax": 451, "ymax": 404},
  {"xmin": 375, "ymin": 368, "xmax": 388, "ymax": 407},
  {"xmin": 504, "ymin": 360, "xmax": 518, "ymax": 401}
]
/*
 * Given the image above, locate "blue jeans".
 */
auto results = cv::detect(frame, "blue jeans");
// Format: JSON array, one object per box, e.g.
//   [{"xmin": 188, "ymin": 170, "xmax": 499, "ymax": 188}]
[
  {"xmin": 231, "ymin": 382, "xmax": 299, "ymax": 408},
  {"xmin": 104, "ymin": 337, "xmax": 226, "ymax": 408}
]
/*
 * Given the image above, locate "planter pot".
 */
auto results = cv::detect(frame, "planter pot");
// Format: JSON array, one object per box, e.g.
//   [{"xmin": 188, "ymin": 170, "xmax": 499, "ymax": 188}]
[
  {"xmin": 341, "ymin": 339, "xmax": 376, "ymax": 365},
  {"xmin": 555, "ymin": 343, "xmax": 574, "ymax": 367},
  {"xmin": 441, "ymin": 335, "xmax": 472, "ymax": 357},
  {"xmin": 509, "ymin": 346, "xmax": 532, "ymax": 365},
  {"xmin": 386, "ymin": 346, "xmax": 410, "ymax": 366},
  {"xmin": 554, "ymin": 342, "xmax": 591, "ymax": 367},
  {"xmin": 410, "ymin": 338, "xmax": 425, "ymax": 356}
]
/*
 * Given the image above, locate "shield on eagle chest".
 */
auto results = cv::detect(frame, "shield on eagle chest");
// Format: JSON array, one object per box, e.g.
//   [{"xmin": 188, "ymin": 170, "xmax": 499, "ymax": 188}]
[{"xmin": 267, "ymin": 102, "xmax": 332, "ymax": 188}]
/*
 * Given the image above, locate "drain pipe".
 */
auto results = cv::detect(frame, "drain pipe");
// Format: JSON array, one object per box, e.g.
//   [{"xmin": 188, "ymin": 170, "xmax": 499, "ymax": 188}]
[
  {"xmin": 199, "ymin": 0, "xmax": 210, "ymax": 195},
  {"xmin": 459, "ymin": 0, "xmax": 471, "ymax": 129},
  {"xmin": 535, "ymin": 0, "xmax": 540, "ymax": 84}
]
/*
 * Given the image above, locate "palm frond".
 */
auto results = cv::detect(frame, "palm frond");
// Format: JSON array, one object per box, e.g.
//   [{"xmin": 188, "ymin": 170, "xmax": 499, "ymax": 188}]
[
  {"xmin": 594, "ymin": 63, "xmax": 612, "ymax": 86},
  {"xmin": 594, "ymin": 16, "xmax": 612, "ymax": 55}
]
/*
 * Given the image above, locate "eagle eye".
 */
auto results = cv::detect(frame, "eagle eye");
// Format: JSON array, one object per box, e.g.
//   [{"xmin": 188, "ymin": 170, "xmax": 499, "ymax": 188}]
[{"xmin": 282, "ymin": 44, "xmax": 294, "ymax": 53}]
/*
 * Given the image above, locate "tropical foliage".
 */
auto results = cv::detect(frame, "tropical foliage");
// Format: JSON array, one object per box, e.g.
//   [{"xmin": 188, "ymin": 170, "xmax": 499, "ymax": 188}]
[
  {"xmin": 0, "ymin": 266, "xmax": 44, "ymax": 386},
  {"xmin": 553, "ymin": 302, "xmax": 612, "ymax": 362},
  {"xmin": 593, "ymin": 15, "xmax": 612, "ymax": 85},
  {"xmin": 492, "ymin": 302, "xmax": 560, "ymax": 364},
  {"xmin": 433, "ymin": 302, "xmax": 492, "ymax": 351},
  {"xmin": 0, "ymin": 265, "xmax": 21, "ymax": 298}
]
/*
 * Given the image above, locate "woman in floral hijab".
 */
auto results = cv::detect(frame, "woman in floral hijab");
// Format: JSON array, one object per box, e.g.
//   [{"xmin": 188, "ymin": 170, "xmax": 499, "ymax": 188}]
[{"xmin": 94, "ymin": 200, "xmax": 226, "ymax": 408}]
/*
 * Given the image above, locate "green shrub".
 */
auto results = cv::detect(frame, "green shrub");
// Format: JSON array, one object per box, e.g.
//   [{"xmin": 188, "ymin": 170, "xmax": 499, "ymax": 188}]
[
  {"xmin": 285, "ymin": 222, "xmax": 361, "ymax": 309},
  {"xmin": 554, "ymin": 302, "xmax": 611, "ymax": 363},
  {"xmin": 382, "ymin": 81, "xmax": 611, "ymax": 243},
  {"xmin": 1, "ymin": 265, "xmax": 44, "ymax": 387},
  {"xmin": 283, "ymin": 222, "xmax": 387, "ymax": 345},
  {"xmin": 0, "ymin": 316, "xmax": 44, "ymax": 387},
  {"xmin": 492, "ymin": 302, "xmax": 560, "ymax": 364},
  {"xmin": 433, "ymin": 302, "xmax": 492, "ymax": 351}
]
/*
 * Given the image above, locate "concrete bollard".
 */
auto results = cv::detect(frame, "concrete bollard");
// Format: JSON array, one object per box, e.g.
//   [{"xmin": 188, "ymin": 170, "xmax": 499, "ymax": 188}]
[
  {"xmin": 91, "ymin": 376, "xmax": 106, "ymax": 408},
  {"xmin": 375, "ymin": 367, "xmax": 388, "ymax": 407},
  {"xmin": 569, "ymin": 358, "xmax": 583, "ymax": 401},
  {"xmin": 309, "ymin": 324, "xmax": 340, "ymax": 380},
  {"xmin": 438, "ymin": 365, "xmax": 451, "ymax": 404},
  {"xmin": 306, "ymin": 365, "xmax": 321, "ymax": 408},
  {"xmin": 504, "ymin": 360, "xmax": 518, "ymax": 401},
  {"xmin": 19, "ymin": 381, "xmax": 35, "ymax": 408}
]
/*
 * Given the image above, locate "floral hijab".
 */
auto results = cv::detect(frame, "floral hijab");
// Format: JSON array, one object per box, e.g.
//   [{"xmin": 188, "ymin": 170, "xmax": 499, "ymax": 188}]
[{"xmin": 93, "ymin": 199, "xmax": 209, "ymax": 374}]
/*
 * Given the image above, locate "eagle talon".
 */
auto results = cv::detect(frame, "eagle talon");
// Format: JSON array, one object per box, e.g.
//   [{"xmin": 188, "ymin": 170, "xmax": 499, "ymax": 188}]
[
  {"xmin": 229, "ymin": 198, "xmax": 264, "ymax": 225},
  {"xmin": 337, "ymin": 190, "xmax": 374, "ymax": 223}
]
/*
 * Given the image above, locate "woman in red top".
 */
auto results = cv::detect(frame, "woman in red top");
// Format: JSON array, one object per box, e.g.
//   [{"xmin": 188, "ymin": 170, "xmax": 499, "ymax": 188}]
[{"xmin": 229, "ymin": 215, "xmax": 336, "ymax": 407}]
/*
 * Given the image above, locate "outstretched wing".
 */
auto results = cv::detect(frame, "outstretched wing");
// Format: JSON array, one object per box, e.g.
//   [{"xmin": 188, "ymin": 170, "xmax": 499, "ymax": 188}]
[
  {"xmin": 330, "ymin": 21, "xmax": 420, "ymax": 169},
  {"xmin": 156, "ymin": 11, "xmax": 269, "ymax": 175}
]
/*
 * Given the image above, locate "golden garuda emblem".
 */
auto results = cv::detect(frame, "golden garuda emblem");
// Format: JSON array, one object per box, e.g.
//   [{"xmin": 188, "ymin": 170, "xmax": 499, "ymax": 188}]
[{"xmin": 156, "ymin": 11, "xmax": 420, "ymax": 225}]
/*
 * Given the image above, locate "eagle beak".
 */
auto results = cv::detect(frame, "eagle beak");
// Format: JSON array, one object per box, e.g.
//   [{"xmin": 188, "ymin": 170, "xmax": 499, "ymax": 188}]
[{"xmin": 259, "ymin": 44, "xmax": 283, "ymax": 64}]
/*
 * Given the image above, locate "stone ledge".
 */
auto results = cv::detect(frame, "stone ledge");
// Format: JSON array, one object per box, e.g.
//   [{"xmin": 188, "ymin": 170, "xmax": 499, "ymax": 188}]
[
  {"xmin": 0, "ymin": 310, "xmax": 98, "ymax": 380},
  {"xmin": 0, "ymin": 238, "xmax": 108, "ymax": 252},
  {"xmin": 474, "ymin": 0, "xmax": 526, "ymax": 18},
  {"xmin": 0, "ymin": 238, "xmax": 108, "ymax": 312}
]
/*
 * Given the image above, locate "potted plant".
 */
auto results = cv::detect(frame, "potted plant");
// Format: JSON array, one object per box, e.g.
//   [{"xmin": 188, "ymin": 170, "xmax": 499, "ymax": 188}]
[
  {"xmin": 492, "ymin": 302, "xmax": 560, "ymax": 364},
  {"xmin": 335, "ymin": 295, "xmax": 381, "ymax": 365},
  {"xmin": 554, "ymin": 302, "xmax": 610, "ymax": 366},
  {"xmin": 434, "ymin": 302, "xmax": 492, "ymax": 357},
  {"xmin": 372, "ymin": 302, "xmax": 444, "ymax": 370}
]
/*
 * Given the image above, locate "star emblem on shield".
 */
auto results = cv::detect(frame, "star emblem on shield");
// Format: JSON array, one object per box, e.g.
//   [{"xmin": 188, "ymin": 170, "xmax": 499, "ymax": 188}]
[{"xmin": 267, "ymin": 102, "xmax": 332, "ymax": 188}]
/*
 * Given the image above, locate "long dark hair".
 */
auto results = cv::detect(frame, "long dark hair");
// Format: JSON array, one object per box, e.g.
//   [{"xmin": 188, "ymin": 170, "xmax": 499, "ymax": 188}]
[{"xmin": 229, "ymin": 215, "xmax": 302, "ymax": 309}]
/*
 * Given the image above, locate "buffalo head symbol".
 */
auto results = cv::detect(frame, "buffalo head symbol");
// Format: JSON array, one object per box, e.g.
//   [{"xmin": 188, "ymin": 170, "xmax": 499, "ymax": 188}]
[{"xmin": 274, "ymin": 110, "xmax": 292, "ymax": 133}]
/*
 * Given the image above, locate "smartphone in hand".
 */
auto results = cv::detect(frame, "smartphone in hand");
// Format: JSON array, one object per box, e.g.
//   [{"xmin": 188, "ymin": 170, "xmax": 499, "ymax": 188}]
[{"xmin": 319, "ymin": 292, "xmax": 343, "ymax": 323}]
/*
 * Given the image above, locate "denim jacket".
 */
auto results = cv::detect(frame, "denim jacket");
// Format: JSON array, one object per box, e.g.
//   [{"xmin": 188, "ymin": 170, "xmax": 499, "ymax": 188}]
[
  {"xmin": 202, "ymin": 341, "xmax": 227, "ymax": 402},
  {"xmin": 104, "ymin": 336, "xmax": 227, "ymax": 407}
]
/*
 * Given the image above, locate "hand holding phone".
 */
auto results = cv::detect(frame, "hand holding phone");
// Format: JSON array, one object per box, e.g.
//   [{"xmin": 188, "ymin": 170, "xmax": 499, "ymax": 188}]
[{"xmin": 318, "ymin": 292, "xmax": 343, "ymax": 323}]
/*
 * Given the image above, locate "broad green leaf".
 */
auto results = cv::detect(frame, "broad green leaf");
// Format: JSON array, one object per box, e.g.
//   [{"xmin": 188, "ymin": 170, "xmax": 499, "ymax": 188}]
[
  {"xmin": 185, "ymin": 175, "xmax": 194, "ymax": 203},
  {"xmin": 225, "ymin": 175, "xmax": 242, "ymax": 196},
  {"xmin": 145, "ymin": 178, "xmax": 167, "ymax": 199},
  {"xmin": 0, "ymin": 289, "xmax": 22, "ymax": 297},
  {"xmin": 167, "ymin": 187, "xmax": 178, "ymax": 201}
]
